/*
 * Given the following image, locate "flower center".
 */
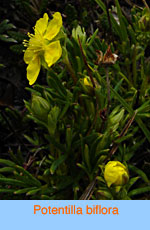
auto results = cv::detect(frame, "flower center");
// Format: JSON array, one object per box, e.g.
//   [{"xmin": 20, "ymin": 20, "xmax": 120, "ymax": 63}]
[{"xmin": 23, "ymin": 31, "xmax": 48, "ymax": 53}]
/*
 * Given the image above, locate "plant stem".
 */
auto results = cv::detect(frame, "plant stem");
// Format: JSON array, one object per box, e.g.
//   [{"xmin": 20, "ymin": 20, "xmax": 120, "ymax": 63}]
[
  {"xmin": 106, "ymin": 111, "xmax": 137, "ymax": 161},
  {"xmin": 78, "ymin": 36, "xmax": 96, "ymax": 88},
  {"xmin": 132, "ymin": 45, "xmax": 137, "ymax": 87},
  {"xmin": 142, "ymin": 0, "xmax": 150, "ymax": 10},
  {"xmin": 78, "ymin": 37, "xmax": 99, "ymax": 135},
  {"xmin": 104, "ymin": 0, "xmax": 113, "ymax": 41},
  {"xmin": 106, "ymin": 67, "xmax": 111, "ymax": 115},
  {"xmin": 63, "ymin": 56, "xmax": 78, "ymax": 84}
]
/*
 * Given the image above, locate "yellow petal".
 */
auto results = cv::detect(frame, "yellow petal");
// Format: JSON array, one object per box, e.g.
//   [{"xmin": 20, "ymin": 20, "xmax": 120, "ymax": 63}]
[
  {"xmin": 44, "ymin": 12, "xmax": 62, "ymax": 40},
  {"xmin": 34, "ymin": 13, "xmax": 49, "ymax": 36},
  {"xmin": 104, "ymin": 169, "xmax": 118, "ymax": 187},
  {"xmin": 104, "ymin": 161, "xmax": 129, "ymax": 187},
  {"xmin": 24, "ymin": 48, "xmax": 34, "ymax": 64},
  {"xmin": 26, "ymin": 55, "xmax": 41, "ymax": 85},
  {"xmin": 44, "ymin": 40, "xmax": 62, "ymax": 67}
]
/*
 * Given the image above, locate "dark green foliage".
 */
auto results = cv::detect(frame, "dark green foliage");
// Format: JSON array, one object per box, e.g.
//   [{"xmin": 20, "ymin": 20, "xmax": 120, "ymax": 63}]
[{"xmin": 0, "ymin": 0, "xmax": 150, "ymax": 200}]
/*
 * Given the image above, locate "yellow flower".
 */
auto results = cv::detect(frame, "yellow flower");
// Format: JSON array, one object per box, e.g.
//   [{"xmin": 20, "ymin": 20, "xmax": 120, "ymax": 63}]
[
  {"xmin": 104, "ymin": 161, "xmax": 129, "ymax": 187},
  {"xmin": 23, "ymin": 12, "xmax": 62, "ymax": 85},
  {"xmin": 83, "ymin": 77, "xmax": 92, "ymax": 87}
]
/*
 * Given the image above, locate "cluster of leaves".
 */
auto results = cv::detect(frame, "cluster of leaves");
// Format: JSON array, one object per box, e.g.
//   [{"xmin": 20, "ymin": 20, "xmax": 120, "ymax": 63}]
[{"xmin": 0, "ymin": 0, "xmax": 150, "ymax": 200}]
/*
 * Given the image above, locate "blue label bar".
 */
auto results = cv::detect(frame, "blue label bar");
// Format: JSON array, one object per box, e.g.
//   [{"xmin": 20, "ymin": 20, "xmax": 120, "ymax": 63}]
[{"xmin": 0, "ymin": 200, "xmax": 149, "ymax": 230}]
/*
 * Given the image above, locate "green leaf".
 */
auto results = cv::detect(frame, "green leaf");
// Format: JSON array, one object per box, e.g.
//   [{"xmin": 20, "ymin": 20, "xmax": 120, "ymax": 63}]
[
  {"xmin": 115, "ymin": 0, "xmax": 128, "ymax": 41},
  {"xmin": 0, "ymin": 20, "xmax": 16, "ymax": 33},
  {"xmin": 48, "ymin": 106, "xmax": 60, "ymax": 135},
  {"xmin": 66, "ymin": 127, "xmax": 72, "ymax": 149},
  {"xmin": 84, "ymin": 144, "xmax": 91, "ymax": 171},
  {"xmin": 95, "ymin": 0, "xmax": 106, "ymax": 13},
  {"xmin": 0, "ymin": 159, "xmax": 16, "ymax": 167},
  {"xmin": 97, "ymin": 189, "xmax": 113, "ymax": 199},
  {"xmin": 110, "ymin": 86, "xmax": 150, "ymax": 142},
  {"xmin": 110, "ymin": 87, "xmax": 133, "ymax": 113},
  {"xmin": 77, "ymin": 163, "xmax": 89, "ymax": 176},
  {"xmin": 47, "ymin": 70, "xmax": 67, "ymax": 97},
  {"xmin": 26, "ymin": 188, "xmax": 41, "ymax": 196},
  {"xmin": 0, "ymin": 189, "xmax": 15, "ymax": 193},
  {"xmin": 128, "ymin": 165, "xmax": 149, "ymax": 183},
  {"xmin": 50, "ymin": 155, "xmax": 67, "ymax": 174},
  {"xmin": 0, "ymin": 34, "xmax": 17, "ymax": 43},
  {"xmin": 115, "ymin": 134, "xmax": 133, "ymax": 144},
  {"xmin": 7, "ymin": 31, "xmax": 27, "ymax": 42},
  {"xmin": 59, "ymin": 102, "xmax": 70, "ymax": 119},
  {"xmin": 126, "ymin": 177, "xmax": 140, "ymax": 191},
  {"xmin": 45, "ymin": 134, "xmax": 66, "ymax": 152},
  {"xmin": 27, "ymin": 115, "xmax": 47, "ymax": 128},
  {"xmin": 0, "ymin": 167, "xmax": 14, "ymax": 173},
  {"xmin": 110, "ymin": 13, "xmax": 122, "ymax": 40},
  {"xmin": 87, "ymin": 29, "xmax": 99, "ymax": 46},
  {"xmin": 137, "ymin": 100, "xmax": 150, "ymax": 113},
  {"xmin": 41, "ymin": 195, "xmax": 51, "ymax": 200},
  {"xmin": 0, "ymin": 178, "xmax": 26, "ymax": 187},
  {"xmin": 10, "ymin": 44, "xmax": 24, "ymax": 54},
  {"xmin": 109, "ymin": 108, "xmax": 124, "ymax": 126},
  {"xmin": 14, "ymin": 187, "xmax": 37, "ymax": 195},
  {"xmin": 128, "ymin": 187, "xmax": 150, "ymax": 197},
  {"xmin": 24, "ymin": 134, "xmax": 39, "ymax": 146},
  {"xmin": 15, "ymin": 165, "xmax": 41, "ymax": 187}
]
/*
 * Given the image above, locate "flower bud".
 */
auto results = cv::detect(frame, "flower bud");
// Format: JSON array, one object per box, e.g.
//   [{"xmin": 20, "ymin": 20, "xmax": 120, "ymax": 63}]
[
  {"xmin": 80, "ymin": 76, "xmax": 93, "ymax": 95},
  {"xmin": 139, "ymin": 10, "xmax": 150, "ymax": 32},
  {"xmin": 31, "ymin": 95, "xmax": 50, "ymax": 121},
  {"xmin": 81, "ymin": 76, "xmax": 100, "ymax": 95},
  {"xmin": 104, "ymin": 161, "xmax": 129, "ymax": 187},
  {"xmin": 72, "ymin": 25, "xmax": 86, "ymax": 44}
]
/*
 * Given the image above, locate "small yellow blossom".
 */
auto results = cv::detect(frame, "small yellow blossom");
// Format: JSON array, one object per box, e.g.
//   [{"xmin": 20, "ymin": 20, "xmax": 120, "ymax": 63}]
[
  {"xmin": 83, "ymin": 77, "xmax": 92, "ymax": 87},
  {"xmin": 104, "ymin": 161, "xmax": 129, "ymax": 187},
  {"xmin": 23, "ymin": 12, "xmax": 62, "ymax": 85}
]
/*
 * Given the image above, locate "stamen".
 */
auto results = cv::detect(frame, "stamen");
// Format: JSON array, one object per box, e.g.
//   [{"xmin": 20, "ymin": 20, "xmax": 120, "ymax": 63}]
[{"xmin": 27, "ymin": 32, "xmax": 34, "ymax": 38}]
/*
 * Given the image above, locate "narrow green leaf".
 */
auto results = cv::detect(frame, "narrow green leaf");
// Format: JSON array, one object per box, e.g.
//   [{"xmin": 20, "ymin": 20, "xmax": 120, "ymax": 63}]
[
  {"xmin": 128, "ymin": 187, "xmax": 150, "ymax": 197},
  {"xmin": 0, "ymin": 167, "xmax": 14, "ymax": 173},
  {"xmin": 15, "ymin": 165, "xmax": 41, "ymax": 187},
  {"xmin": 0, "ymin": 189, "xmax": 15, "ymax": 193},
  {"xmin": 84, "ymin": 144, "xmax": 91, "ymax": 171},
  {"xmin": 97, "ymin": 189, "xmax": 113, "ymax": 199},
  {"xmin": 26, "ymin": 188, "xmax": 41, "ymax": 196},
  {"xmin": 59, "ymin": 102, "xmax": 70, "ymax": 119},
  {"xmin": 14, "ymin": 187, "xmax": 37, "ymax": 195},
  {"xmin": 87, "ymin": 29, "xmax": 99, "ymax": 46},
  {"xmin": 126, "ymin": 177, "xmax": 140, "ymax": 191},
  {"xmin": 41, "ymin": 195, "xmax": 51, "ymax": 200},
  {"xmin": 95, "ymin": 0, "xmax": 106, "ymax": 13},
  {"xmin": 50, "ymin": 155, "xmax": 67, "ymax": 174},
  {"xmin": 110, "ymin": 86, "xmax": 150, "ymax": 142},
  {"xmin": 0, "ymin": 159, "xmax": 16, "ymax": 167},
  {"xmin": 115, "ymin": 134, "xmax": 133, "ymax": 144},
  {"xmin": 115, "ymin": 0, "xmax": 128, "ymax": 41},
  {"xmin": 0, "ymin": 178, "xmax": 26, "ymax": 187},
  {"xmin": 48, "ymin": 106, "xmax": 60, "ymax": 135},
  {"xmin": 128, "ymin": 165, "xmax": 149, "ymax": 183}
]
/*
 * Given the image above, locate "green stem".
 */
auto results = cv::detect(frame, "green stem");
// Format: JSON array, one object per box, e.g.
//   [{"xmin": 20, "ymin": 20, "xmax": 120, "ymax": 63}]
[
  {"xmin": 63, "ymin": 57, "xmax": 78, "ymax": 84},
  {"xmin": 142, "ymin": 0, "xmax": 150, "ymax": 10},
  {"xmin": 132, "ymin": 45, "xmax": 137, "ymax": 88},
  {"xmin": 106, "ymin": 67, "xmax": 111, "ymax": 115}
]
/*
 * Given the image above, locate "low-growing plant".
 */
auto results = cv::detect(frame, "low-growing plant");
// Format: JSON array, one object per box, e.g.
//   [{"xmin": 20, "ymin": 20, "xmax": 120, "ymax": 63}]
[{"xmin": 0, "ymin": 1, "xmax": 150, "ymax": 200}]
